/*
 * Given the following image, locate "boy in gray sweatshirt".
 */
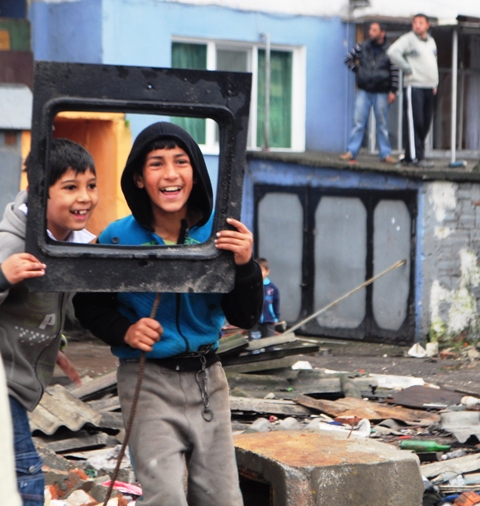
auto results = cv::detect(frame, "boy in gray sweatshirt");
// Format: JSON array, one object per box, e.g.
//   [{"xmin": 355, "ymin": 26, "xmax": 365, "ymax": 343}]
[
  {"xmin": 0, "ymin": 139, "xmax": 98, "ymax": 505},
  {"xmin": 387, "ymin": 13, "xmax": 438, "ymax": 167}
]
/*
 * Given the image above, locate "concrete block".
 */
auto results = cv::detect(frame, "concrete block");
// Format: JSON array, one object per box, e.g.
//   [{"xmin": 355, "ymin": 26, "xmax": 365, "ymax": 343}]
[
  {"xmin": 471, "ymin": 185, "xmax": 480, "ymax": 202},
  {"xmin": 43, "ymin": 467, "xmax": 89, "ymax": 499},
  {"xmin": 456, "ymin": 186, "xmax": 473, "ymax": 199},
  {"xmin": 235, "ymin": 431, "xmax": 423, "ymax": 506},
  {"xmin": 458, "ymin": 216, "xmax": 476, "ymax": 229}
]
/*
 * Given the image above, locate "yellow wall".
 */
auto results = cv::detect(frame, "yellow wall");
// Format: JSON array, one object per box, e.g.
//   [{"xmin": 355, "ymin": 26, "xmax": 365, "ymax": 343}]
[{"xmin": 21, "ymin": 112, "xmax": 132, "ymax": 237}]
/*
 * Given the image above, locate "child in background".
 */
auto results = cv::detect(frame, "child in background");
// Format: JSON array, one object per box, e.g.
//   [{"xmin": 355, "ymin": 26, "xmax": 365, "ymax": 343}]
[
  {"xmin": 0, "ymin": 139, "xmax": 98, "ymax": 505},
  {"xmin": 249, "ymin": 257, "xmax": 281, "ymax": 338},
  {"xmin": 73, "ymin": 122, "xmax": 263, "ymax": 506}
]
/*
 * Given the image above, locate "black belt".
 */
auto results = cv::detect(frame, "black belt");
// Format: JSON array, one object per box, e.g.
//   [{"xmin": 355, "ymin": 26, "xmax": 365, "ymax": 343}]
[{"xmin": 119, "ymin": 345, "xmax": 219, "ymax": 372}]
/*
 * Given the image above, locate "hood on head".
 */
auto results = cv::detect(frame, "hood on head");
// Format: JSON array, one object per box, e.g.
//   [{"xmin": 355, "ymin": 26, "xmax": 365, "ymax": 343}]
[{"xmin": 121, "ymin": 122, "xmax": 213, "ymax": 231}]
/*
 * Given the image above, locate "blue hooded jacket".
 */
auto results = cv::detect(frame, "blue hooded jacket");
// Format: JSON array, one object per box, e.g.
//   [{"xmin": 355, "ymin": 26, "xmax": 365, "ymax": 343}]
[{"xmin": 73, "ymin": 122, "xmax": 263, "ymax": 359}]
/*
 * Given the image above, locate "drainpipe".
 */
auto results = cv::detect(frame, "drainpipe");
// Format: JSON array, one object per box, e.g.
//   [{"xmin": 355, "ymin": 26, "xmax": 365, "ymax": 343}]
[
  {"xmin": 450, "ymin": 27, "xmax": 458, "ymax": 164},
  {"xmin": 397, "ymin": 70, "xmax": 403, "ymax": 152},
  {"xmin": 260, "ymin": 32, "xmax": 271, "ymax": 151},
  {"xmin": 457, "ymin": 61, "xmax": 465, "ymax": 150}
]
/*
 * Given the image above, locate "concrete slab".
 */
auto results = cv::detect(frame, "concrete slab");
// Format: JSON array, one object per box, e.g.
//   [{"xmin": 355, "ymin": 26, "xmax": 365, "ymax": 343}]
[{"xmin": 234, "ymin": 431, "xmax": 423, "ymax": 506}]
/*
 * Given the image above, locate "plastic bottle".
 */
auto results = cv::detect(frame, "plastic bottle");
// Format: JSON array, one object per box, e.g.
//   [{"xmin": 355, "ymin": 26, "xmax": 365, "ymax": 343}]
[
  {"xmin": 441, "ymin": 449, "xmax": 467, "ymax": 460},
  {"xmin": 400, "ymin": 440, "xmax": 451, "ymax": 452}
]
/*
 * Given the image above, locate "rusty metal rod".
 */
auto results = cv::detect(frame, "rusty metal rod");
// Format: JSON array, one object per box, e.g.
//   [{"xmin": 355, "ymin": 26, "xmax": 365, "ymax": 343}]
[{"xmin": 280, "ymin": 259, "xmax": 407, "ymax": 336}]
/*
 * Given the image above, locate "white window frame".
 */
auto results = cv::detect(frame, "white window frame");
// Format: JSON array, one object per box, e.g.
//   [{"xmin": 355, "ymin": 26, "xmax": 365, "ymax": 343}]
[{"xmin": 171, "ymin": 36, "xmax": 306, "ymax": 154}]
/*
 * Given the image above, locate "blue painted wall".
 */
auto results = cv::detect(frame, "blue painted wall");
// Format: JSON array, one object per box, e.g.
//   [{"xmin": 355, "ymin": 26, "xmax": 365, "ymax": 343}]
[
  {"xmin": 29, "ymin": 0, "xmax": 102, "ymax": 63},
  {"xmin": 243, "ymin": 158, "xmax": 424, "ymax": 340},
  {"xmin": 0, "ymin": 0, "xmax": 26, "ymax": 19},
  {"xmin": 29, "ymin": 0, "xmax": 353, "ymax": 153},
  {"xmin": 101, "ymin": 0, "xmax": 351, "ymax": 152}
]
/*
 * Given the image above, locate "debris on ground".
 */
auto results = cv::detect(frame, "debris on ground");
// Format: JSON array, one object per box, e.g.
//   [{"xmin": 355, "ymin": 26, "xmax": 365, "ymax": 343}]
[{"xmin": 34, "ymin": 330, "xmax": 480, "ymax": 505}]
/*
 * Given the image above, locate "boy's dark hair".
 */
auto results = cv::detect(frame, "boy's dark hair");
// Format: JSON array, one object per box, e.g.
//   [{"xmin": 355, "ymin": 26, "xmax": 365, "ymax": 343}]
[
  {"xmin": 413, "ymin": 13, "xmax": 429, "ymax": 23},
  {"xmin": 24, "ymin": 138, "xmax": 96, "ymax": 186},
  {"xmin": 256, "ymin": 258, "xmax": 269, "ymax": 270},
  {"xmin": 134, "ymin": 136, "xmax": 189, "ymax": 177}
]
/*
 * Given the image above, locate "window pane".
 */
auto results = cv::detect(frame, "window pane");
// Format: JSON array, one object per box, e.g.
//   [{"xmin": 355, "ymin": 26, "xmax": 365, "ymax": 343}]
[
  {"xmin": 258, "ymin": 193, "xmax": 303, "ymax": 322},
  {"xmin": 314, "ymin": 197, "xmax": 367, "ymax": 328},
  {"xmin": 257, "ymin": 50, "xmax": 292, "ymax": 148},
  {"xmin": 372, "ymin": 200, "xmax": 411, "ymax": 330},
  {"xmin": 171, "ymin": 42, "xmax": 207, "ymax": 144},
  {"xmin": 215, "ymin": 49, "xmax": 249, "ymax": 143},
  {"xmin": 216, "ymin": 49, "xmax": 248, "ymax": 72}
]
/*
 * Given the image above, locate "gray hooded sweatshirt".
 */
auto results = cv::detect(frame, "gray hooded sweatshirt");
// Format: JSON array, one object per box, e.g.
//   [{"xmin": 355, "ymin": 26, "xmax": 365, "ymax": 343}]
[{"xmin": 0, "ymin": 190, "xmax": 66, "ymax": 411}]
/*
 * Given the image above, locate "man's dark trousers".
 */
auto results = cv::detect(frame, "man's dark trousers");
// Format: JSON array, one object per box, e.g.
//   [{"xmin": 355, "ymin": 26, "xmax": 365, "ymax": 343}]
[{"xmin": 403, "ymin": 86, "xmax": 435, "ymax": 163}]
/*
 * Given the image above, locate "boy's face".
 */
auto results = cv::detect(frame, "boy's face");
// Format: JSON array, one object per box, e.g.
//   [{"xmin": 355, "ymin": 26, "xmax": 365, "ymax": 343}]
[
  {"xmin": 260, "ymin": 265, "xmax": 270, "ymax": 280},
  {"xmin": 135, "ymin": 146, "xmax": 194, "ymax": 219},
  {"xmin": 46, "ymin": 168, "xmax": 98, "ymax": 241}
]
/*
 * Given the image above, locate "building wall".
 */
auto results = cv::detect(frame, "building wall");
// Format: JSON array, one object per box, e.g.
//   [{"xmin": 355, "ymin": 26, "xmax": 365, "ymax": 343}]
[
  {"xmin": 101, "ymin": 0, "xmax": 352, "ymax": 152},
  {"xmin": 421, "ymin": 181, "xmax": 480, "ymax": 343},
  {"xmin": 245, "ymin": 157, "xmax": 480, "ymax": 343},
  {"xmin": 0, "ymin": 131, "xmax": 22, "ymax": 212},
  {"xmin": 29, "ymin": 0, "xmax": 354, "ymax": 153},
  {"xmin": 244, "ymin": 157, "xmax": 421, "ymax": 342},
  {"xmin": 29, "ymin": 0, "xmax": 102, "ymax": 62}
]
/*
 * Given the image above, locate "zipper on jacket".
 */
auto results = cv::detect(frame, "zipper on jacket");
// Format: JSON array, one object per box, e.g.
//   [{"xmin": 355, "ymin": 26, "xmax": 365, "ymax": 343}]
[
  {"xmin": 174, "ymin": 219, "xmax": 191, "ymax": 353},
  {"xmin": 175, "ymin": 294, "xmax": 191, "ymax": 352}
]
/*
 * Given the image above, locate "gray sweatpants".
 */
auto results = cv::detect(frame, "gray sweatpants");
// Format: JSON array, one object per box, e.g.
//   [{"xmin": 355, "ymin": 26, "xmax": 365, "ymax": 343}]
[{"xmin": 117, "ymin": 360, "xmax": 244, "ymax": 506}]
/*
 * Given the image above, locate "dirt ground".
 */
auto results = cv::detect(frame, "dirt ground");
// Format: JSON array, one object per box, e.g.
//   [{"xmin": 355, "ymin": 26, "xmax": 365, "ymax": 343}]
[{"xmin": 54, "ymin": 332, "xmax": 480, "ymax": 396}]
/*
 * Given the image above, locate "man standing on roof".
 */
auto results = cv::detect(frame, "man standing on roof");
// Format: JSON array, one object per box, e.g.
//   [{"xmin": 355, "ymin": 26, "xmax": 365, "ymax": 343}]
[
  {"xmin": 340, "ymin": 22, "xmax": 399, "ymax": 165},
  {"xmin": 387, "ymin": 13, "xmax": 439, "ymax": 168}
]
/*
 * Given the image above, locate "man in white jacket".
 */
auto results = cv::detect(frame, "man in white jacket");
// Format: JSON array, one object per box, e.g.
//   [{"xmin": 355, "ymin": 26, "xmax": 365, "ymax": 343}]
[{"xmin": 387, "ymin": 14, "xmax": 438, "ymax": 168}]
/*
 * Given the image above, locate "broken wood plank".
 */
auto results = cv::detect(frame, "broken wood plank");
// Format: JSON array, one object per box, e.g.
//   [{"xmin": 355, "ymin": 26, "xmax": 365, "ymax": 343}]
[
  {"xmin": 35, "ymin": 431, "xmax": 112, "ymax": 453},
  {"xmin": 98, "ymin": 412, "xmax": 125, "ymax": 430},
  {"xmin": 246, "ymin": 332, "xmax": 296, "ymax": 351},
  {"xmin": 223, "ymin": 356, "xmax": 300, "ymax": 374},
  {"xmin": 87, "ymin": 396, "xmax": 121, "ymax": 413},
  {"xmin": 387, "ymin": 385, "xmax": 463, "ymax": 410},
  {"xmin": 230, "ymin": 397, "xmax": 311, "ymax": 417},
  {"xmin": 421, "ymin": 454, "xmax": 480, "ymax": 479},
  {"xmin": 340, "ymin": 375, "xmax": 362, "ymax": 399},
  {"xmin": 217, "ymin": 332, "xmax": 249, "ymax": 355},
  {"xmin": 294, "ymin": 394, "xmax": 439, "ymax": 426},
  {"xmin": 69, "ymin": 371, "xmax": 117, "ymax": 401},
  {"xmin": 222, "ymin": 342, "xmax": 319, "ymax": 367},
  {"xmin": 227, "ymin": 370, "xmax": 377, "ymax": 397}
]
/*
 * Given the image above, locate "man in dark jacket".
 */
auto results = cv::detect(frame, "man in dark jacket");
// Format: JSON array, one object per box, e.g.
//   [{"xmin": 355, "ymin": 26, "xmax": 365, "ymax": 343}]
[{"xmin": 340, "ymin": 22, "xmax": 399, "ymax": 164}]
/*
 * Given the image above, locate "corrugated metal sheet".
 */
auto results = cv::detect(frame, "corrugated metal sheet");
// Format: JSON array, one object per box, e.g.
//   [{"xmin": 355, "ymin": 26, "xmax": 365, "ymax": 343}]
[
  {"xmin": 29, "ymin": 384, "xmax": 103, "ymax": 435},
  {"xmin": 0, "ymin": 84, "xmax": 32, "ymax": 129}
]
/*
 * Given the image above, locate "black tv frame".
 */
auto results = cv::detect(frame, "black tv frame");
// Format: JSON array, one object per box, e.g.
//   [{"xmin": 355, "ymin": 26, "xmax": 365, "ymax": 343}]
[{"xmin": 25, "ymin": 61, "xmax": 252, "ymax": 293}]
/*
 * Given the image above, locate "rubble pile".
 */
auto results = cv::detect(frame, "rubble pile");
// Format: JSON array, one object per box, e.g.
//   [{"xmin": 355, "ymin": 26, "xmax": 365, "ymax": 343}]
[{"xmin": 30, "ymin": 333, "xmax": 480, "ymax": 505}]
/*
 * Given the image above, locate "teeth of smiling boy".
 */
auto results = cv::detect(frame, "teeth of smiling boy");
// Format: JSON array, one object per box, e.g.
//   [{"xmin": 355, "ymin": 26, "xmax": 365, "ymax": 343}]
[{"xmin": 72, "ymin": 210, "xmax": 88, "ymax": 215}]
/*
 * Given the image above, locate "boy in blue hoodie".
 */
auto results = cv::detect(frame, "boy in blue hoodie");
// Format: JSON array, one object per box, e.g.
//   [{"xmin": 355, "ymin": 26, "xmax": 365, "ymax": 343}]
[{"xmin": 74, "ymin": 122, "xmax": 263, "ymax": 506}]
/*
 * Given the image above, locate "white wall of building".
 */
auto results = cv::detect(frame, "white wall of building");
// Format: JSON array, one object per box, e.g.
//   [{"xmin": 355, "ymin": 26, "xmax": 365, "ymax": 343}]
[
  {"xmin": 163, "ymin": 0, "xmax": 480, "ymax": 20},
  {"xmin": 356, "ymin": 0, "xmax": 480, "ymax": 22}
]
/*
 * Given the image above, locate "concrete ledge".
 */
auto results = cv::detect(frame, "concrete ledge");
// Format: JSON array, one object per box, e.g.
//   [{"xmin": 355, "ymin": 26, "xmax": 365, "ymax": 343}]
[{"xmin": 234, "ymin": 431, "xmax": 423, "ymax": 506}]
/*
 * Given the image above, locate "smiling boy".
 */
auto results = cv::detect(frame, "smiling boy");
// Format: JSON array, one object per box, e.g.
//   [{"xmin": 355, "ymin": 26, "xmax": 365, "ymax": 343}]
[
  {"xmin": 0, "ymin": 138, "xmax": 97, "ymax": 505},
  {"xmin": 74, "ymin": 122, "xmax": 263, "ymax": 505}
]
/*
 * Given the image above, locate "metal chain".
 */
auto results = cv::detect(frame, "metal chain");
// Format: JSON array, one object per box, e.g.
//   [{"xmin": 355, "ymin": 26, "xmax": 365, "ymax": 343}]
[{"xmin": 195, "ymin": 354, "xmax": 213, "ymax": 422}]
